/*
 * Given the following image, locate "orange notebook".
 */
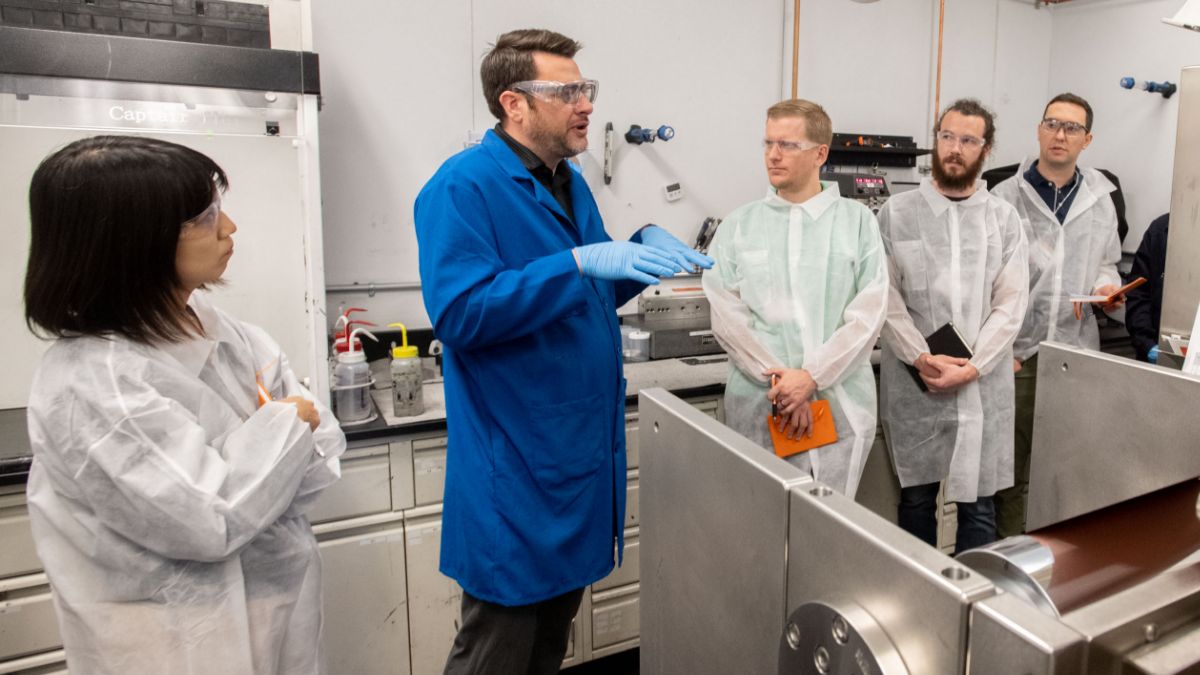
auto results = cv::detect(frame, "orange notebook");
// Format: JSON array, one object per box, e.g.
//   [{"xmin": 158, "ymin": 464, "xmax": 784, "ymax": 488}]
[{"xmin": 767, "ymin": 399, "xmax": 838, "ymax": 458}]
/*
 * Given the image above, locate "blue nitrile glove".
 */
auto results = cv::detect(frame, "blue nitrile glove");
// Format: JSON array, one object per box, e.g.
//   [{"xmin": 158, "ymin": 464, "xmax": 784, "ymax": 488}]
[
  {"xmin": 574, "ymin": 241, "xmax": 685, "ymax": 285},
  {"xmin": 638, "ymin": 224, "xmax": 715, "ymax": 271},
  {"xmin": 1148, "ymin": 345, "xmax": 1160, "ymax": 363}
]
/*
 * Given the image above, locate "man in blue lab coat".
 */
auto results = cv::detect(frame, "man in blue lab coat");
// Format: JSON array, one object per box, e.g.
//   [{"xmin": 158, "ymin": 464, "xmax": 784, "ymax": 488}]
[{"xmin": 415, "ymin": 28, "xmax": 711, "ymax": 675}]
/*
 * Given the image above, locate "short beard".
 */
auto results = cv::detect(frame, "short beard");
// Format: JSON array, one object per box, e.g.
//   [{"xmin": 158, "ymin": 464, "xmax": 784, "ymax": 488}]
[
  {"xmin": 932, "ymin": 149, "xmax": 985, "ymax": 192},
  {"xmin": 528, "ymin": 105, "xmax": 585, "ymax": 163},
  {"xmin": 530, "ymin": 128, "xmax": 584, "ymax": 161}
]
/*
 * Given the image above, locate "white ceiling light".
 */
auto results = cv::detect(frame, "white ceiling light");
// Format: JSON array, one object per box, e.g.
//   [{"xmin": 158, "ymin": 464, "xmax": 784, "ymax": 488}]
[{"xmin": 1165, "ymin": 0, "xmax": 1200, "ymax": 31}]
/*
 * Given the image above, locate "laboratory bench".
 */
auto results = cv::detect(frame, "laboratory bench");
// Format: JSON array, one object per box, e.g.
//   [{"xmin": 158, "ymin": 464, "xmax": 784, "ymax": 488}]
[{"xmin": 319, "ymin": 354, "xmax": 730, "ymax": 674}]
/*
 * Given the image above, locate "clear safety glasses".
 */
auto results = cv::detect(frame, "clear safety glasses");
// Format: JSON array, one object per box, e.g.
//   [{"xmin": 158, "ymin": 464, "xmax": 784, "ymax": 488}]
[
  {"xmin": 1040, "ymin": 118, "xmax": 1088, "ymax": 137},
  {"xmin": 511, "ymin": 79, "xmax": 599, "ymax": 106},
  {"xmin": 180, "ymin": 199, "xmax": 221, "ymax": 239},
  {"xmin": 762, "ymin": 139, "xmax": 822, "ymax": 154},
  {"xmin": 935, "ymin": 131, "xmax": 986, "ymax": 150}
]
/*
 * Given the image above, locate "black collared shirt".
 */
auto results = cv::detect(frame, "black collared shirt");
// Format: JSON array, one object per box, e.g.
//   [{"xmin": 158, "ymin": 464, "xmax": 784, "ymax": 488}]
[
  {"xmin": 1023, "ymin": 160, "xmax": 1081, "ymax": 224},
  {"xmin": 493, "ymin": 124, "xmax": 575, "ymax": 224}
]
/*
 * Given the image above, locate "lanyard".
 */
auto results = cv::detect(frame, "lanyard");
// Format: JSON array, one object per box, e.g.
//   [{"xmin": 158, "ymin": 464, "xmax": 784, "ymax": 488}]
[{"xmin": 1052, "ymin": 170, "xmax": 1081, "ymax": 220}]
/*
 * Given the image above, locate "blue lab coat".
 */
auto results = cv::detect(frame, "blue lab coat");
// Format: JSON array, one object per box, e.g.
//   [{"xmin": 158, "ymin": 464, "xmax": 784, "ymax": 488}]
[{"xmin": 415, "ymin": 130, "xmax": 641, "ymax": 606}]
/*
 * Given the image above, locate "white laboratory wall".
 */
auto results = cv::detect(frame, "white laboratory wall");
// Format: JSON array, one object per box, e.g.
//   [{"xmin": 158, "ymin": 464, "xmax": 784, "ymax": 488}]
[
  {"xmin": 787, "ymin": 0, "xmax": 935, "ymax": 141},
  {"xmin": 940, "ymin": 0, "xmax": 1055, "ymax": 171},
  {"xmin": 312, "ymin": 0, "xmax": 1189, "ymax": 332},
  {"xmin": 470, "ymin": 1, "xmax": 785, "ymax": 243},
  {"xmin": 938, "ymin": 0, "xmax": 1002, "ymax": 117},
  {"xmin": 783, "ymin": 0, "xmax": 936, "ymax": 187},
  {"xmin": 781, "ymin": 0, "xmax": 1052, "ymax": 182},
  {"xmin": 312, "ymin": 0, "xmax": 783, "ymax": 330},
  {"xmin": 1047, "ymin": 0, "xmax": 1197, "ymax": 249},
  {"xmin": 311, "ymin": 0, "xmax": 474, "ymax": 329},
  {"xmin": 989, "ymin": 0, "xmax": 1054, "ymax": 170},
  {"xmin": 266, "ymin": 0, "xmax": 304, "ymax": 50}
]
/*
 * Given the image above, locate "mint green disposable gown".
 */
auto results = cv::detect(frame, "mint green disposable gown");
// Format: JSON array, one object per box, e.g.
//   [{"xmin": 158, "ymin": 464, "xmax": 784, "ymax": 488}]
[{"xmin": 703, "ymin": 183, "xmax": 888, "ymax": 497}]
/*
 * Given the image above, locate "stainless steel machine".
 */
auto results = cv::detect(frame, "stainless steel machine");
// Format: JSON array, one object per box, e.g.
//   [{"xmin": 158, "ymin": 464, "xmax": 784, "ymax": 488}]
[
  {"xmin": 1158, "ymin": 65, "xmax": 1200, "ymax": 368},
  {"xmin": 625, "ymin": 273, "xmax": 724, "ymax": 360},
  {"xmin": 639, "ymin": 342, "xmax": 1200, "ymax": 674}
]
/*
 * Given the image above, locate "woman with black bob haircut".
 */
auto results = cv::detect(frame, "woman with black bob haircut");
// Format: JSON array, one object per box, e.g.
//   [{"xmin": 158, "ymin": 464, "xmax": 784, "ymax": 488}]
[{"xmin": 23, "ymin": 135, "xmax": 345, "ymax": 675}]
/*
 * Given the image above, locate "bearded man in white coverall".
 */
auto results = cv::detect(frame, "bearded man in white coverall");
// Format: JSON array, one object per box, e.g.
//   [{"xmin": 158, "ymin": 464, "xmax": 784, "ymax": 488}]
[
  {"xmin": 703, "ymin": 99, "xmax": 888, "ymax": 497},
  {"xmin": 878, "ymin": 99, "xmax": 1029, "ymax": 554}
]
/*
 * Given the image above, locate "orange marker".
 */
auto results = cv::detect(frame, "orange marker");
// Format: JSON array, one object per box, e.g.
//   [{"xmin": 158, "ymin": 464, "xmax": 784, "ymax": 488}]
[
  {"xmin": 255, "ymin": 357, "xmax": 280, "ymax": 408},
  {"xmin": 256, "ymin": 376, "xmax": 272, "ymax": 407}
]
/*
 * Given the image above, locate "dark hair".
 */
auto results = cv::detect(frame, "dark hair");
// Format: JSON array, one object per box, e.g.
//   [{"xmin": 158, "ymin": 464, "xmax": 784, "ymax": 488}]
[
  {"xmin": 937, "ymin": 98, "xmax": 997, "ymax": 149},
  {"xmin": 24, "ymin": 135, "xmax": 228, "ymax": 344},
  {"xmin": 481, "ymin": 28, "xmax": 582, "ymax": 120},
  {"xmin": 1043, "ymin": 92, "xmax": 1093, "ymax": 131}
]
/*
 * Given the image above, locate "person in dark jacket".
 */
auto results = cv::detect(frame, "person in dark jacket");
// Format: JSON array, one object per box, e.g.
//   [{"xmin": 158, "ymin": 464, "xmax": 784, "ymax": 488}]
[{"xmin": 1126, "ymin": 213, "xmax": 1169, "ymax": 362}]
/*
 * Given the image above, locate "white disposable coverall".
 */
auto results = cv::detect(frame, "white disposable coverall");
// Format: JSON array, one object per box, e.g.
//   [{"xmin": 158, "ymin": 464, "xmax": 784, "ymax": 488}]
[
  {"xmin": 703, "ymin": 183, "xmax": 888, "ymax": 497},
  {"xmin": 878, "ymin": 179, "xmax": 1029, "ymax": 502},
  {"xmin": 25, "ymin": 291, "xmax": 345, "ymax": 675},
  {"xmin": 991, "ymin": 159, "xmax": 1121, "ymax": 360}
]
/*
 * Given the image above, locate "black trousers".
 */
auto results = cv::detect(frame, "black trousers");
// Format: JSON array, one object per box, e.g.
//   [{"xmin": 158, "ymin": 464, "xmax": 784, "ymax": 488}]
[{"xmin": 443, "ymin": 587, "xmax": 585, "ymax": 675}]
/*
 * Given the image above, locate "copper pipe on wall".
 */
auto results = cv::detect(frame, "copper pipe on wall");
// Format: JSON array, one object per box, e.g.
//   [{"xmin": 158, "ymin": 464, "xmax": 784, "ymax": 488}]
[
  {"xmin": 933, "ymin": 0, "xmax": 945, "ymax": 123},
  {"xmin": 790, "ymin": 0, "xmax": 800, "ymax": 99}
]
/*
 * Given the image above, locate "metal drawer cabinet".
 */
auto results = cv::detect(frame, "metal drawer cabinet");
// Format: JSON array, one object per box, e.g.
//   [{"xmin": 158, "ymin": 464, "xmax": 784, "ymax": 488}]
[
  {"xmin": 625, "ymin": 471, "xmax": 639, "ymax": 529},
  {"xmin": 592, "ymin": 528, "xmax": 639, "ymax": 593},
  {"xmin": 390, "ymin": 434, "xmax": 449, "ymax": 510},
  {"xmin": 0, "ymin": 574, "xmax": 61, "ymax": 663},
  {"xmin": 314, "ymin": 512, "xmax": 410, "ymax": 675},
  {"xmin": 0, "ymin": 491, "xmax": 40, "ymax": 580},
  {"xmin": 590, "ymin": 584, "xmax": 639, "ymax": 658},
  {"xmin": 0, "ymin": 648, "xmax": 68, "ymax": 674},
  {"xmin": 307, "ymin": 443, "xmax": 392, "ymax": 524}
]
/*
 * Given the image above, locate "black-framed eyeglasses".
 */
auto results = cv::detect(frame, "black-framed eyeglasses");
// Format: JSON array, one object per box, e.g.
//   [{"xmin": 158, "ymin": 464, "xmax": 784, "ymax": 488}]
[{"xmin": 1040, "ymin": 118, "xmax": 1088, "ymax": 136}]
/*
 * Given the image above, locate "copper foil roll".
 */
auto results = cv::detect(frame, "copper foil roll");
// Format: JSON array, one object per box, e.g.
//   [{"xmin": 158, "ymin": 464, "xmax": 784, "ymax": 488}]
[{"xmin": 1029, "ymin": 479, "xmax": 1200, "ymax": 614}]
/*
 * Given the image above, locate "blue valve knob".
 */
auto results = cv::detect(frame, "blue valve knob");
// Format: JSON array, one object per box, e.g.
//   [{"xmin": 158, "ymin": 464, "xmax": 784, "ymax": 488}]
[
  {"xmin": 625, "ymin": 124, "xmax": 676, "ymax": 144},
  {"xmin": 625, "ymin": 125, "xmax": 655, "ymax": 144},
  {"xmin": 1146, "ymin": 80, "xmax": 1177, "ymax": 98},
  {"xmin": 1119, "ymin": 77, "xmax": 1177, "ymax": 98}
]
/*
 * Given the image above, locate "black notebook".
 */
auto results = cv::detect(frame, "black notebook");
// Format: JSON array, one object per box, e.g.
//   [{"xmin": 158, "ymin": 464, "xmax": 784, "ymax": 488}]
[{"xmin": 905, "ymin": 322, "xmax": 974, "ymax": 392}]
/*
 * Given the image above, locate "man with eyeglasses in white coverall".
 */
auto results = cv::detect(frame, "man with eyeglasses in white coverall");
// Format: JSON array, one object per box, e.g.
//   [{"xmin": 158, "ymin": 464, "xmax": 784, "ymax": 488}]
[{"xmin": 990, "ymin": 92, "xmax": 1122, "ymax": 537}]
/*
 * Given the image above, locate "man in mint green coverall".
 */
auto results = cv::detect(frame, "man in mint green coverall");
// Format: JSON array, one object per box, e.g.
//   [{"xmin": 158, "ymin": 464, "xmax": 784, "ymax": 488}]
[{"xmin": 703, "ymin": 99, "xmax": 888, "ymax": 497}]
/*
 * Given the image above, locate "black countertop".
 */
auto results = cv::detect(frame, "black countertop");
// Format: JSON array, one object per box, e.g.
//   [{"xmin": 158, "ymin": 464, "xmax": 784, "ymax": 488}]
[{"xmin": 0, "ymin": 408, "xmax": 32, "ymax": 487}]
